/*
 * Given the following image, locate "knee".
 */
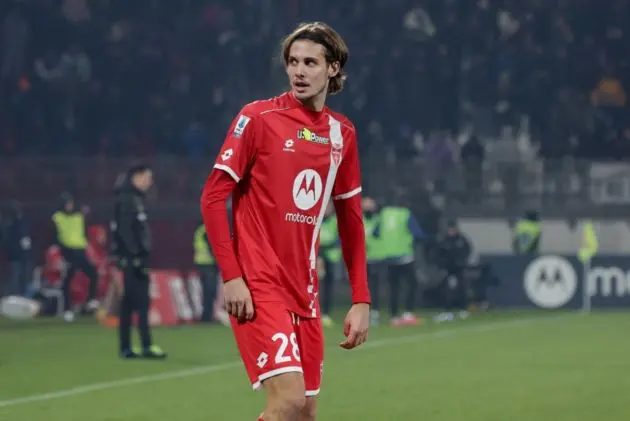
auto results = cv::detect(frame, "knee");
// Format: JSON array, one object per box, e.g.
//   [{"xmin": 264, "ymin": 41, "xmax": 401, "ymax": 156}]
[
  {"xmin": 274, "ymin": 389, "xmax": 306, "ymax": 417},
  {"xmin": 300, "ymin": 397, "xmax": 318, "ymax": 421}
]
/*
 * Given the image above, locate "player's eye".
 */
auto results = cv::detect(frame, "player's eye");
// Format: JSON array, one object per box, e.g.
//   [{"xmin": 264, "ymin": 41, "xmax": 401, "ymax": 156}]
[{"xmin": 289, "ymin": 57, "xmax": 299, "ymax": 66}]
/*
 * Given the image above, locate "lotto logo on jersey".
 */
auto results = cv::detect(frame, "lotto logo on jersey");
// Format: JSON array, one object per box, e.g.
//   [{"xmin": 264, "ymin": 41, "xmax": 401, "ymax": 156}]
[
  {"xmin": 233, "ymin": 115, "xmax": 251, "ymax": 137},
  {"xmin": 285, "ymin": 169, "xmax": 323, "ymax": 225},
  {"xmin": 297, "ymin": 128, "xmax": 329, "ymax": 145},
  {"xmin": 221, "ymin": 148, "xmax": 234, "ymax": 161}
]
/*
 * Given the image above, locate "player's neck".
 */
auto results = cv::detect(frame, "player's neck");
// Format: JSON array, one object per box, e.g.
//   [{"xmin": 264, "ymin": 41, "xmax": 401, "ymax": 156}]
[
  {"xmin": 293, "ymin": 92, "xmax": 326, "ymax": 113},
  {"xmin": 303, "ymin": 96, "xmax": 326, "ymax": 112}
]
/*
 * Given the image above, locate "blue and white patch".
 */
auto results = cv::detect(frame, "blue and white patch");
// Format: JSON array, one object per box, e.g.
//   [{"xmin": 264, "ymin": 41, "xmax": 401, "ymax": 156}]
[{"xmin": 233, "ymin": 115, "xmax": 251, "ymax": 138}]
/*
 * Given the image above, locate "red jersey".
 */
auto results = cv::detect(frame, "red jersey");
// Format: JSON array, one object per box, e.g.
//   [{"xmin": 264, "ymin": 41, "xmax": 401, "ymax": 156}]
[{"xmin": 202, "ymin": 92, "xmax": 370, "ymax": 318}]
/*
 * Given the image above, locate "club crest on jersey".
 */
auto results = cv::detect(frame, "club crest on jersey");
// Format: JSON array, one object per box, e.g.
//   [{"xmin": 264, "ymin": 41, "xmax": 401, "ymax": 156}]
[
  {"xmin": 297, "ymin": 128, "xmax": 329, "ymax": 145},
  {"xmin": 332, "ymin": 144, "xmax": 342, "ymax": 166},
  {"xmin": 233, "ymin": 115, "xmax": 251, "ymax": 137}
]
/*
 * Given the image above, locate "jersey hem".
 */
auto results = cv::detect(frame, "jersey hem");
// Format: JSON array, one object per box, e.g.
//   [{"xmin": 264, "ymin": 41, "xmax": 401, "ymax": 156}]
[{"xmin": 252, "ymin": 366, "xmax": 303, "ymax": 391}]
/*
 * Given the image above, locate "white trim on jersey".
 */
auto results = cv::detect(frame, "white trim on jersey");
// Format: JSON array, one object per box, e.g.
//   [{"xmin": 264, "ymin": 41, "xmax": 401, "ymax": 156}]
[
  {"xmin": 333, "ymin": 186, "xmax": 362, "ymax": 200},
  {"xmin": 252, "ymin": 366, "xmax": 304, "ymax": 390},
  {"xmin": 305, "ymin": 388, "xmax": 321, "ymax": 397},
  {"xmin": 304, "ymin": 116, "xmax": 344, "ymax": 317},
  {"xmin": 308, "ymin": 115, "xmax": 344, "ymax": 272},
  {"xmin": 213, "ymin": 164, "xmax": 241, "ymax": 183}
]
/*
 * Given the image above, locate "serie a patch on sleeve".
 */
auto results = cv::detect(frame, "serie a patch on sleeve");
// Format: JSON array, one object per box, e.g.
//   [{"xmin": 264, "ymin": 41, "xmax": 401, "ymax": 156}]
[{"xmin": 233, "ymin": 115, "xmax": 251, "ymax": 137}]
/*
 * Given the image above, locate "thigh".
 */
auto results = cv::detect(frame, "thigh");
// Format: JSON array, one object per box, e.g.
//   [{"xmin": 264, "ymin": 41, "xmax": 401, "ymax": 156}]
[
  {"xmin": 231, "ymin": 304, "xmax": 302, "ymax": 391},
  {"xmin": 123, "ymin": 268, "xmax": 145, "ymax": 305},
  {"xmin": 388, "ymin": 263, "xmax": 400, "ymax": 280},
  {"xmin": 296, "ymin": 316, "xmax": 324, "ymax": 397},
  {"xmin": 201, "ymin": 266, "xmax": 218, "ymax": 289},
  {"xmin": 77, "ymin": 252, "xmax": 94, "ymax": 271},
  {"xmin": 403, "ymin": 263, "xmax": 416, "ymax": 282},
  {"xmin": 62, "ymin": 251, "xmax": 79, "ymax": 275}
]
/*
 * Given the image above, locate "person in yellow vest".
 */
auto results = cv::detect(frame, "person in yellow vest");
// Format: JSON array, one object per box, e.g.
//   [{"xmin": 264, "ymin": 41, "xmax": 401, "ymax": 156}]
[
  {"xmin": 52, "ymin": 192, "xmax": 99, "ymax": 322},
  {"xmin": 194, "ymin": 221, "xmax": 219, "ymax": 323},
  {"xmin": 318, "ymin": 203, "xmax": 341, "ymax": 327},
  {"xmin": 362, "ymin": 196, "xmax": 386, "ymax": 326},
  {"xmin": 375, "ymin": 199, "xmax": 427, "ymax": 327},
  {"xmin": 512, "ymin": 210, "xmax": 541, "ymax": 255}
]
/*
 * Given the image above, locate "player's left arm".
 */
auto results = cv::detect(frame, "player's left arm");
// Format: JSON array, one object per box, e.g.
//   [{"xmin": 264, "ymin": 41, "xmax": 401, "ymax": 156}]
[{"xmin": 332, "ymin": 127, "xmax": 371, "ymax": 349}]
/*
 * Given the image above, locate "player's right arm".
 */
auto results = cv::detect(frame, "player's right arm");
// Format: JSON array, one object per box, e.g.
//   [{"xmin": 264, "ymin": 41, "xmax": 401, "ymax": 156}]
[{"xmin": 200, "ymin": 108, "xmax": 260, "ymax": 322}]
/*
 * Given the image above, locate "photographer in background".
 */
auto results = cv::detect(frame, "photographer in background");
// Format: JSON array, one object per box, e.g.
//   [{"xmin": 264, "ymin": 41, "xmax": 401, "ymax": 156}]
[{"xmin": 434, "ymin": 219, "xmax": 472, "ymax": 322}]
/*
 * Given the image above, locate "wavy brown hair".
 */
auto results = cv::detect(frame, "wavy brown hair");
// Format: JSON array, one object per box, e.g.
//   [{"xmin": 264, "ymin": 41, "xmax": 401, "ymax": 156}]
[{"xmin": 281, "ymin": 22, "xmax": 349, "ymax": 95}]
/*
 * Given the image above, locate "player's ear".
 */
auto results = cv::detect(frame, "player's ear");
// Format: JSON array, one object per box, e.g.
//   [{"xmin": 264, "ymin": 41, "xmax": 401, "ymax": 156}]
[{"xmin": 328, "ymin": 61, "xmax": 340, "ymax": 79}]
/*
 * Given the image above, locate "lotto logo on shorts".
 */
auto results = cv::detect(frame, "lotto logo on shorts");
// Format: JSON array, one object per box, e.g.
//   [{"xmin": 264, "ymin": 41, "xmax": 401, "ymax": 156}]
[{"xmin": 257, "ymin": 352, "xmax": 269, "ymax": 368}]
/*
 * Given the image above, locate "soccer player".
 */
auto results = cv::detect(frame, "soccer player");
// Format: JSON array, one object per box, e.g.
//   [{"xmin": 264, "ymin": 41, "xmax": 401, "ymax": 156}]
[{"xmin": 200, "ymin": 22, "xmax": 371, "ymax": 421}]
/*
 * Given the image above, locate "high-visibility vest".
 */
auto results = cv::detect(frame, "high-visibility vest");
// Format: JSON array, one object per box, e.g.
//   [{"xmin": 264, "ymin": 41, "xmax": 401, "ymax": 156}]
[
  {"xmin": 52, "ymin": 211, "xmax": 87, "ymax": 249},
  {"xmin": 379, "ymin": 207, "xmax": 414, "ymax": 259},
  {"xmin": 194, "ymin": 225, "xmax": 215, "ymax": 265}
]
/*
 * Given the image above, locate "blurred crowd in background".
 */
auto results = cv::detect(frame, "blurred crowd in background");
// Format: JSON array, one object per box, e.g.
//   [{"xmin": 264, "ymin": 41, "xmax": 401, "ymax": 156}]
[
  {"xmin": 1, "ymin": 0, "xmax": 629, "ymax": 314},
  {"xmin": 1, "ymin": 0, "xmax": 628, "ymax": 161}
]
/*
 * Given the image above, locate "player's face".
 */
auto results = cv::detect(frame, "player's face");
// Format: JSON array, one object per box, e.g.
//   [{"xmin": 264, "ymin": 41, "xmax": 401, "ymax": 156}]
[
  {"xmin": 135, "ymin": 170, "xmax": 154, "ymax": 192},
  {"xmin": 286, "ymin": 40, "xmax": 339, "ymax": 105}
]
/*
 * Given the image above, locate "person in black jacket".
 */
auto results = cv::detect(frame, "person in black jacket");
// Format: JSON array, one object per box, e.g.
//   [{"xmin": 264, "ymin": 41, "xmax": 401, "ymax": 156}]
[
  {"xmin": 3, "ymin": 201, "xmax": 32, "ymax": 297},
  {"xmin": 111, "ymin": 164, "xmax": 166, "ymax": 359},
  {"xmin": 434, "ymin": 219, "xmax": 472, "ymax": 322}
]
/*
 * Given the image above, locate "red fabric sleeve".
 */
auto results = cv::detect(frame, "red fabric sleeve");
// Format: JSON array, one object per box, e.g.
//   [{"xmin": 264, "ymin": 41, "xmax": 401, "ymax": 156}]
[
  {"xmin": 334, "ymin": 194, "xmax": 371, "ymax": 304},
  {"xmin": 200, "ymin": 169, "xmax": 242, "ymax": 282}
]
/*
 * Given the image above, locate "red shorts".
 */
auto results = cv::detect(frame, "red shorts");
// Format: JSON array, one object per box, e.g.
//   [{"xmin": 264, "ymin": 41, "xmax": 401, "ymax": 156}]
[{"xmin": 230, "ymin": 304, "xmax": 324, "ymax": 396}]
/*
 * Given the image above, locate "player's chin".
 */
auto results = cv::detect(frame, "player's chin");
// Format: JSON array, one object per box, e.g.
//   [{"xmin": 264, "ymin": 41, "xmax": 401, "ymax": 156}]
[{"xmin": 292, "ymin": 88, "xmax": 313, "ymax": 100}]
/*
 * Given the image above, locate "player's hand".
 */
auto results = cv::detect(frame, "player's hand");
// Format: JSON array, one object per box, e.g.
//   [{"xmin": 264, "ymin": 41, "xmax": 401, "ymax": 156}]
[
  {"xmin": 339, "ymin": 303, "xmax": 370, "ymax": 350},
  {"xmin": 223, "ymin": 277, "xmax": 255, "ymax": 322}
]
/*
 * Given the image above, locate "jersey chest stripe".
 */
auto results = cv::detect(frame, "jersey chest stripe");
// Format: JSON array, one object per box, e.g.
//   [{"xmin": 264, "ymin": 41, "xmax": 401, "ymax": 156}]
[{"xmin": 308, "ymin": 115, "xmax": 344, "ymax": 271}]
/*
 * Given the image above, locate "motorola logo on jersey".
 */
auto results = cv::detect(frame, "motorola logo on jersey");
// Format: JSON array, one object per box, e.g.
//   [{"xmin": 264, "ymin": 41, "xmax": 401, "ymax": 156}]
[
  {"xmin": 292, "ymin": 169, "xmax": 323, "ymax": 211},
  {"xmin": 285, "ymin": 169, "xmax": 323, "ymax": 225}
]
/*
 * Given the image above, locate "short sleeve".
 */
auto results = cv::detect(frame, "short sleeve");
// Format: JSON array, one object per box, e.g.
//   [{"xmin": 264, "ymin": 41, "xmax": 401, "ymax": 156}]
[
  {"xmin": 332, "ymin": 130, "xmax": 362, "ymax": 200},
  {"xmin": 213, "ymin": 109, "xmax": 259, "ymax": 182}
]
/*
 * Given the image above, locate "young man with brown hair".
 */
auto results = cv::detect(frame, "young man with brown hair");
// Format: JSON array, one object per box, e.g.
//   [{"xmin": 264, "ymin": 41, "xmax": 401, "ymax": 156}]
[{"xmin": 201, "ymin": 22, "xmax": 370, "ymax": 421}]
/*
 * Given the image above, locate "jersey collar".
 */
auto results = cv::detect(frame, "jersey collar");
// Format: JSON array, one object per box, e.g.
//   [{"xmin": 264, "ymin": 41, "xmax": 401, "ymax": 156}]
[{"xmin": 287, "ymin": 92, "xmax": 328, "ymax": 122}]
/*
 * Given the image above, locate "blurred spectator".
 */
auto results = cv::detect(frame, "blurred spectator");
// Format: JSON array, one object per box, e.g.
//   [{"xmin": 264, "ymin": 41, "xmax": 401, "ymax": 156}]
[
  {"xmin": 2, "ymin": 201, "xmax": 32, "ymax": 297},
  {"xmin": 460, "ymin": 134, "xmax": 485, "ymax": 201},
  {"xmin": 0, "ymin": 0, "xmax": 629, "ymax": 214},
  {"xmin": 591, "ymin": 75, "xmax": 626, "ymax": 108}
]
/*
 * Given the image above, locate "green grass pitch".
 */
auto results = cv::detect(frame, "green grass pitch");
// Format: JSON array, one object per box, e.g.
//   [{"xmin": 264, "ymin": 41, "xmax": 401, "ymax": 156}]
[{"xmin": 0, "ymin": 310, "xmax": 628, "ymax": 420}]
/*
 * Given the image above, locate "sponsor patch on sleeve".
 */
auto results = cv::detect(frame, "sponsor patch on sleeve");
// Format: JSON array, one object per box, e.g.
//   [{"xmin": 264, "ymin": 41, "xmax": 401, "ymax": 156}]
[{"xmin": 233, "ymin": 115, "xmax": 251, "ymax": 138}]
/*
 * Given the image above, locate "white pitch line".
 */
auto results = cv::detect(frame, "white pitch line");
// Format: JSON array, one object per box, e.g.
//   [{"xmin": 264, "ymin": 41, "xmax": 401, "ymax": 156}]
[
  {"xmin": 0, "ymin": 314, "xmax": 572, "ymax": 409},
  {"xmin": 0, "ymin": 362, "xmax": 242, "ymax": 409}
]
